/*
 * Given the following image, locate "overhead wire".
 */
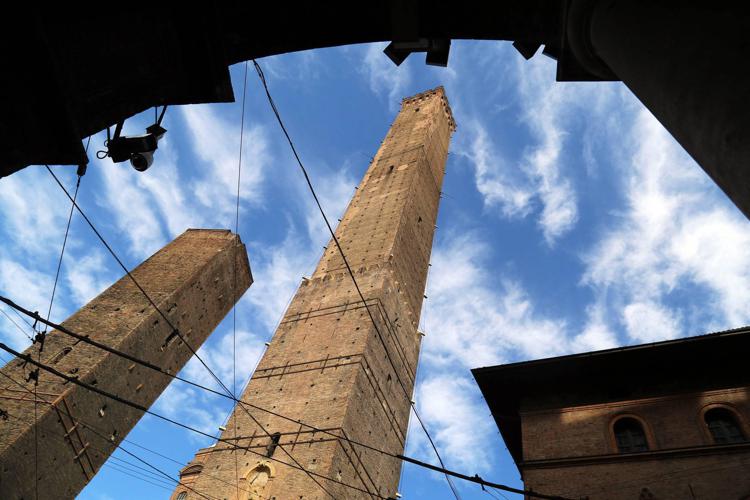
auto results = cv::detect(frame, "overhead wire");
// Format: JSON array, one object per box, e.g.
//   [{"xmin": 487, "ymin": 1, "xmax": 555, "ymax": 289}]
[
  {"xmin": 232, "ymin": 58, "xmax": 250, "ymax": 500},
  {"xmin": 251, "ymin": 58, "xmax": 462, "ymax": 500},
  {"xmin": 0, "ymin": 372, "xmax": 218, "ymax": 500},
  {"xmin": 0, "ymin": 306, "xmax": 34, "ymax": 343},
  {"xmin": 13, "ymin": 81, "xmax": 570, "ymax": 500},
  {"xmin": 32, "ymin": 145, "xmax": 87, "ymax": 500},
  {"xmin": 46, "ymin": 158, "xmax": 334, "ymax": 498},
  {"xmin": 105, "ymin": 462, "xmax": 174, "ymax": 489},
  {"xmin": 44, "ymin": 165, "xmax": 231, "ymax": 402},
  {"xmin": 483, "ymin": 487, "xmax": 511, "ymax": 500},
  {"xmin": 103, "ymin": 463, "xmax": 176, "ymax": 492},
  {"xmin": 0, "ymin": 341, "xmax": 389, "ymax": 499},
  {"xmin": 0, "ymin": 295, "xmax": 571, "ymax": 500}
]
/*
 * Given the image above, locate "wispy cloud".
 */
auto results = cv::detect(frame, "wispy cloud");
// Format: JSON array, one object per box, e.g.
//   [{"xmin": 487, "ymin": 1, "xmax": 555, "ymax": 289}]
[
  {"xmin": 0, "ymin": 258, "xmax": 53, "ymax": 349},
  {"xmin": 413, "ymin": 375, "xmax": 496, "ymax": 472},
  {"xmin": 360, "ymin": 43, "xmax": 411, "ymax": 112},
  {"xmin": 450, "ymin": 46, "xmax": 597, "ymax": 245},
  {"xmin": 424, "ymin": 231, "xmax": 568, "ymax": 370},
  {"xmin": 244, "ymin": 229, "xmax": 319, "ymax": 331},
  {"xmin": 64, "ymin": 250, "xmax": 114, "ymax": 307},
  {"xmin": 302, "ymin": 167, "xmax": 356, "ymax": 247},
  {"xmin": 156, "ymin": 328, "xmax": 267, "ymax": 440},
  {"xmin": 583, "ymin": 103, "xmax": 750, "ymax": 341},
  {"xmin": 96, "ymin": 159, "xmax": 167, "ymax": 259},
  {"xmin": 455, "ymin": 119, "xmax": 533, "ymax": 218},
  {"xmin": 128, "ymin": 138, "xmax": 205, "ymax": 237},
  {"xmin": 0, "ymin": 167, "xmax": 75, "ymax": 257},
  {"xmin": 261, "ymin": 51, "xmax": 324, "ymax": 82},
  {"xmin": 514, "ymin": 57, "xmax": 581, "ymax": 244},
  {"xmin": 181, "ymin": 104, "xmax": 269, "ymax": 226},
  {"xmin": 569, "ymin": 302, "xmax": 619, "ymax": 352}
]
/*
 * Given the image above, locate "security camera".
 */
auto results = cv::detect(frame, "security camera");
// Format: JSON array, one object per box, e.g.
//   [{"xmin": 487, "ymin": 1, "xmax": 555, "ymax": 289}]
[
  {"xmin": 130, "ymin": 151, "xmax": 154, "ymax": 172},
  {"xmin": 102, "ymin": 121, "xmax": 167, "ymax": 172}
]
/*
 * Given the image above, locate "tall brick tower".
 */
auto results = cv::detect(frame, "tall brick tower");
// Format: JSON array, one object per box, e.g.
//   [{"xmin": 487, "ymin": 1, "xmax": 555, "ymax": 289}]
[
  {"xmin": 176, "ymin": 87, "xmax": 455, "ymax": 499},
  {"xmin": 0, "ymin": 229, "xmax": 252, "ymax": 499}
]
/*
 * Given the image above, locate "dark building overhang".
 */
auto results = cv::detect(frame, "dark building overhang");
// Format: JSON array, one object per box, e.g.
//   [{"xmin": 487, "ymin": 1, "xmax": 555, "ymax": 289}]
[
  {"xmin": 2, "ymin": 4, "xmax": 750, "ymax": 224},
  {"xmin": 471, "ymin": 327, "xmax": 750, "ymax": 466}
]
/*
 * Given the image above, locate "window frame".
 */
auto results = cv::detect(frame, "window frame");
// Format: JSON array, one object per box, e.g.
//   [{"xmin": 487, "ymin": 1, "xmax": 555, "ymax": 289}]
[
  {"xmin": 608, "ymin": 413, "xmax": 655, "ymax": 454},
  {"xmin": 699, "ymin": 403, "xmax": 748, "ymax": 445}
]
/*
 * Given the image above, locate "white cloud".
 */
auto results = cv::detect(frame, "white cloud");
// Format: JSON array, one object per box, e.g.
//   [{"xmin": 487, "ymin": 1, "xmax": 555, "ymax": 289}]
[
  {"xmin": 0, "ymin": 258, "xmax": 54, "ymax": 318},
  {"xmin": 413, "ymin": 375, "xmax": 495, "ymax": 472},
  {"xmin": 622, "ymin": 302, "xmax": 681, "ymax": 343},
  {"xmin": 360, "ymin": 43, "xmax": 411, "ymax": 112},
  {"xmin": 0, "ymin": 258, "xmax": 53, "ymax": 349},
  {"xmin": 450, "ymin": 46, "xmax": 603, "ymax": 245},
  {"xmin": 455, "ymin": 119, "xmax": 533, "ymax": 218},
  {"xmin": 181, "ymin": 105, "xmax": 269, "ymax": 226},
  {"xmin": 65, "ymin": 250, "xmax": 113, "ymax": 307},
  {"xmin": 261, "ymin": 51, "xmax": 323, "ymax": 82},
  {"xmin": 0, "ymin": 166, "xmax": 75, "ymax": 257},
  {"xmin": 130, "ymin": 138, "xmax": 205, "ymax": 238},
  {"xmin": 512, "ymin": 56, "xmax": 595, "ymax": 244},
  {"xmin": 155, "ymin": 381, "xmax": 224, "ymax": 441},
  {"xmin": 582, "ymin": 103, "xmax": 750, "ymax": 340},
  {"xmin": 424, "ymin": 232, "xmax": 568, "ymax": 369},
  {"xmin": 302, "ymin": 167, "xmax": 356, "ymax": 247},
  {"xmin": 569, "ymin": 303, "xmax": 619, "ymax": 352},
  {"xmin": 184, "ymin": 329, "xmax": 267, "ymax": 395},
  {"xmin": 245, "ymin": 230, "xmax": 319, "ymax": 331},
  {"xmin": 96, "ymin": 159, "xmax": 167, "ymax": 259}
]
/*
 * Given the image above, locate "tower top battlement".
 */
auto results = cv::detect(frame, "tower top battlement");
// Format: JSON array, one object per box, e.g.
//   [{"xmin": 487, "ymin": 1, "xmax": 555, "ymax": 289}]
[{"xmin": 401, "ymin": 86, "xmax": 456, "ymax": 132}]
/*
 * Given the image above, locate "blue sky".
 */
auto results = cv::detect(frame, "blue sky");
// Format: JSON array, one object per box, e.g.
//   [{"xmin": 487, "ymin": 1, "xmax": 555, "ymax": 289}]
[{"xmin": 2, "ymin": 41, "xmax": 750, "ymax": 499}]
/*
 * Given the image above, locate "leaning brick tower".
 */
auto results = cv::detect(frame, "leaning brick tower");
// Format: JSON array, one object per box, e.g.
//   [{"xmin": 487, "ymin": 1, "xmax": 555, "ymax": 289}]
[{"xmin": 176, "ymin": 87, "xmax": 455, "ymax": 499}]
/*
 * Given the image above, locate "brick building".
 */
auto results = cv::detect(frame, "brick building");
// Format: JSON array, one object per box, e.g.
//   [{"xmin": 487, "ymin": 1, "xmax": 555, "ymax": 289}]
[
  {"xmin": 0, "ymin": 229, "xmax": 252, "ymax": 499},
  {"xmin": 173, "ymin": 88, "xmax": 455, "ymax": 499},
  {"xmin": 473, "ymin": 328, "xmax": 750, "ymax": 500}
]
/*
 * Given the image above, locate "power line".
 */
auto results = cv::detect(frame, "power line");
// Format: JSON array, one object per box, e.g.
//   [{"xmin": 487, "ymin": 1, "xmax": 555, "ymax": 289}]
[
  {"xmin": 44, "ymin": 164, "xmax": 333, "ymax": 498},
  {"xmin": 103, "ymin": 463, "xmax": 175, "ymax": 492},
  {"xmin": 106, "ymin": 455, "xmax": 184, "ymax": 488},
  {"xmin": 232, "ymin": 58, "xmax": 250, "ymax": 500},
  {"xmin": 0, "ymin": 373, "xmax": 218, "ymax": 500},
  {"xmin": 33, "ymin": 159, "xmax": 84, "ymax": 500},
  {"xmin": 397, "ymin": 455, "xmax": 573, "ymax": 500},
  {"xmin": 0, "ymin": 341, "xmax": 388, "ymax": 499},
  {"xmin": 43, "ymin": 171, "xmax": 82, "ymax": 330},
  {"xmin": 0, "ymin": 365, "xmax": 270, "ymax": 500},
  {"xmin": 232, "ymin": 62, "xmax": 246, "ymax": 499},
  {"xmin": 0, "ymin": 287, "xmax": 570, "ymax": 499},
  {"xmin": 44, "ymin": 165, "xmax": 231, "ymax": 401},
  {"xmin": 483, "ymin": 487, "xmax": 511, "ymax": 500},
  {"xmin": 0, "ymin": 306, "xmax": 34, "ymax": 343},
  {"xmin": 251, "ymin": 59, "xmax": 462, "ymax": 500}
]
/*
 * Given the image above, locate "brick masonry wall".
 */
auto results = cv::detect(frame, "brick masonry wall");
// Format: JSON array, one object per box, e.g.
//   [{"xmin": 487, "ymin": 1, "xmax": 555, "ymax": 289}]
[
  {"xmin": 521, "ymin": 387, "xmax": 750, "ymax": 499},
  {"xmin": 0, "ymin": 229, "xmax": 252, "ymax": 499},
  {"xmin": 177, "ymin": 88, "xmax": 455, "ymax": 500}
]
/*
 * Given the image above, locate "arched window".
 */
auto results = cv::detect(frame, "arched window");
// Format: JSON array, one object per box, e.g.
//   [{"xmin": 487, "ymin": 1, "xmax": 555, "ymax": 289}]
[
  {"xmin": 176, "ymin": 492, "xmax": 187, "ymax": 500},
  {"xmin": 704, "ymin": 408, "xmax": 745, "ymax": 444},
  {"xmin": 613, "ymin": 417, "xmax": 649, "ymax": 453}
]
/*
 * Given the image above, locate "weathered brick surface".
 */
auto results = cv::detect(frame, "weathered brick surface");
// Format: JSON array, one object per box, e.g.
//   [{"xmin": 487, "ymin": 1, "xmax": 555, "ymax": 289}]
[
  {"xmin": 0, "ymin": 229, "xmax": 252, "ymax": 499},
  {"xmin": 521, "ymin": 387, "xmax": 750, "ymax": 499},
  {"xmin": 176, "ymin": 88, "xmax": 455, "ymax": 500}
]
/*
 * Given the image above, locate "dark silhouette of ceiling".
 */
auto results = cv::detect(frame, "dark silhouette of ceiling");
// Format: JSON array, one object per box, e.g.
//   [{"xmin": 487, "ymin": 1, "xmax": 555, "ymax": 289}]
[{"xmin": 2, "ymin": 2, "xmax": 749, "ymax": 218}]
